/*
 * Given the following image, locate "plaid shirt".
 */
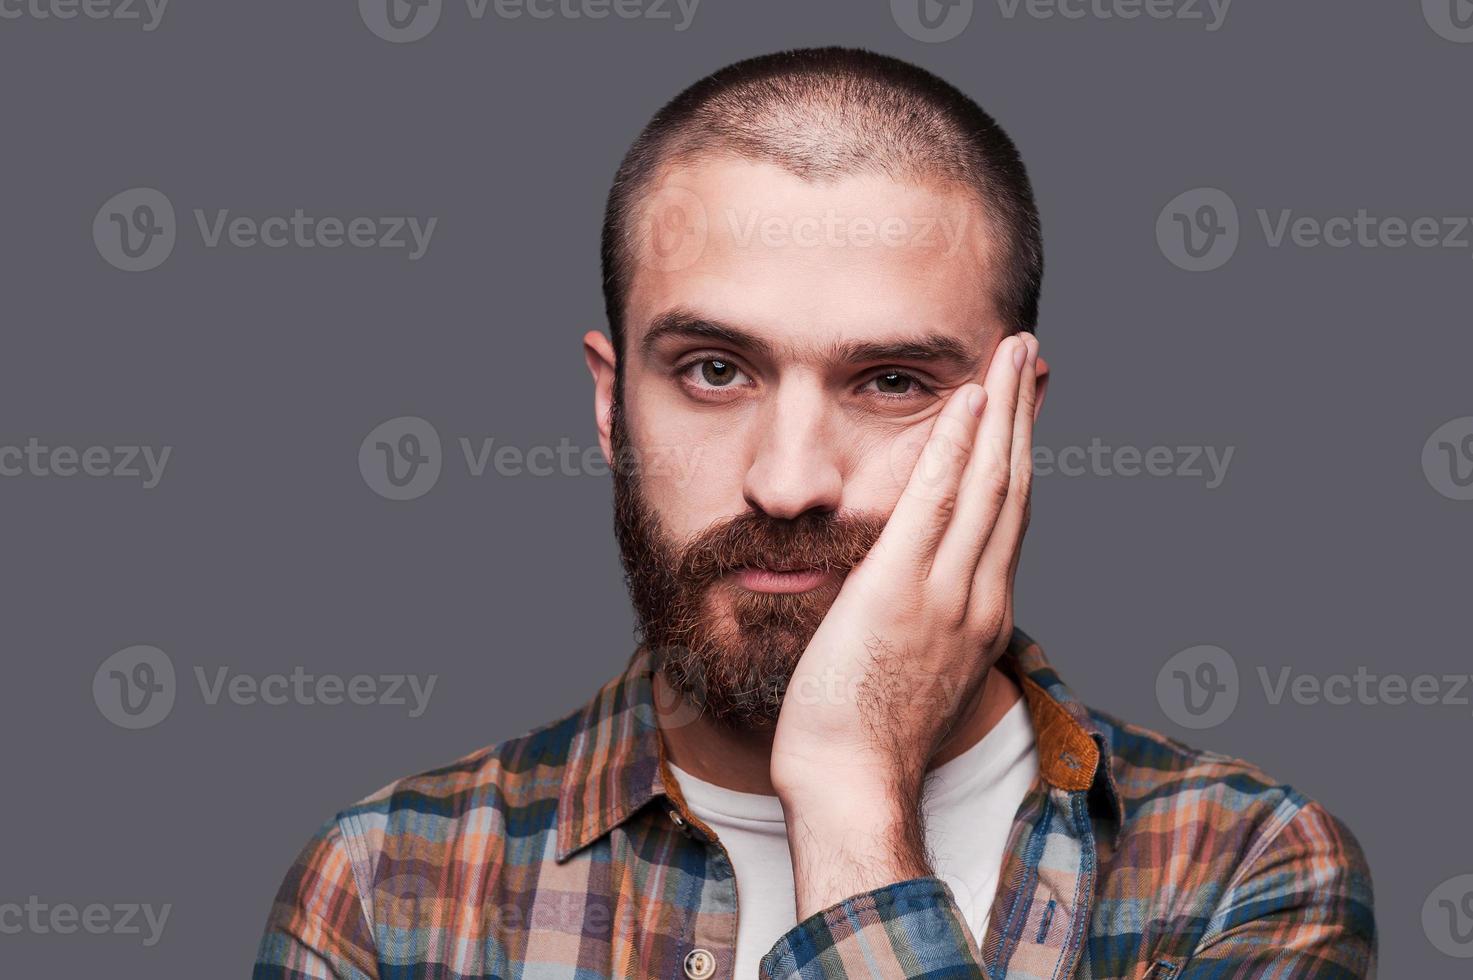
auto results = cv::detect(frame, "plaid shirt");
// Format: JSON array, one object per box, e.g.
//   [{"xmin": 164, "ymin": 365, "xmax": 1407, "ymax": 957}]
[{"xmin": 253, "ymin": 628, "xmax": 1376, "ymax": 979}]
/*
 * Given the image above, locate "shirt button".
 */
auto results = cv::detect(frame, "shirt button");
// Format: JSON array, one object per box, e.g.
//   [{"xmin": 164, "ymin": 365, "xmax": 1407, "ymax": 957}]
[
  {"xmin": 668, "ymin": 808, "xmax": 687, "ymax": 830},
  {"xmin": 683, "ymin": 947, "xmax": 716, "ymax": 979}
]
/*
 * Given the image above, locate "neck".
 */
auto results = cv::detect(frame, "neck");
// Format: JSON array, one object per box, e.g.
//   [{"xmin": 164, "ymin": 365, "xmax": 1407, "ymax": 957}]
[{"xmin": 654, "ymin": 660, "xmax": 1023, "ymax": 796}]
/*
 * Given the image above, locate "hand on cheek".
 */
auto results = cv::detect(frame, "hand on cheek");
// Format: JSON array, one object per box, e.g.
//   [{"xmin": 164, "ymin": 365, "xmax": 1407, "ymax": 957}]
[{"xmin": 769, "ymin": 332, "xmax": 1041, "ymax": 919}]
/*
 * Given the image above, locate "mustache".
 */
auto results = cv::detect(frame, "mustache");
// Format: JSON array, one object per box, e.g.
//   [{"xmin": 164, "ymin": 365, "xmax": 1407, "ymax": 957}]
[{"xmin": 676, "ymin": 508, "xmax": 888, "ymax": 585}]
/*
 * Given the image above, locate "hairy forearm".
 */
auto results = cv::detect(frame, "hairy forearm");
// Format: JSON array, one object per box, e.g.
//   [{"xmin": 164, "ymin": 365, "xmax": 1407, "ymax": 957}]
[{"xmin": 778, "ymin": 778, "xmax": 933, "ymax": 920}]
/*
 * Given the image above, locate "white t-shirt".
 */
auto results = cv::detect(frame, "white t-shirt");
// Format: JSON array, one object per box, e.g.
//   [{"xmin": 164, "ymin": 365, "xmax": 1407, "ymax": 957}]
[{"xmin": 666, "ymin": 697, "xmax": 1038, "ymax": 979}]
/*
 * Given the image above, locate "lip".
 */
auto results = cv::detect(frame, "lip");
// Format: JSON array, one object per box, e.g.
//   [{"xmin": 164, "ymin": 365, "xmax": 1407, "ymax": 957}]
[{"xmin": 733, "ymin": 566, "xmax": 832, "ymax": 594}]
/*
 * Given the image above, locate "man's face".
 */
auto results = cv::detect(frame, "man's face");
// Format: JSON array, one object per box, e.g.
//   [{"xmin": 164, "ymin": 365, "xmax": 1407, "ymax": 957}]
[{"xmin": 592, "ymin": 155, "xmax": 1012, "ymax": 729}]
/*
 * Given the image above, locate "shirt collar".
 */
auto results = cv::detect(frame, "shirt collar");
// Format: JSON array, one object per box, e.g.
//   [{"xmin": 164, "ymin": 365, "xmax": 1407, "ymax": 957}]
[{"xmin": 555, "ymin": 628, "xmax": 1124, "ymax": 863}]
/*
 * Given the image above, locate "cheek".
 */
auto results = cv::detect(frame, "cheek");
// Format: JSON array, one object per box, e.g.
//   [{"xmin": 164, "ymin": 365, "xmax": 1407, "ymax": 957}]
[
  {"xmin": 626, "ymin": 394, "xmax": 750, "ymax": 539},
  {"xmin": 841, "ymin": 424, "xmax": 932, "ymax": 514}
]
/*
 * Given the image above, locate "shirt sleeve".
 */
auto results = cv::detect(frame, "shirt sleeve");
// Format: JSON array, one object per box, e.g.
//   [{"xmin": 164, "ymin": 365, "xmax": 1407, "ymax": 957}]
[
  {"xmin": 1168, "ymin": 800, "xmax": 1377, "ymax": 979},
  {"xmin": 759, "ymin": 876, "xmax": 985, "ymax": 979},
  {"xmin": 252, "ymin": 817, "xmax": 380, "ymax": 980}
]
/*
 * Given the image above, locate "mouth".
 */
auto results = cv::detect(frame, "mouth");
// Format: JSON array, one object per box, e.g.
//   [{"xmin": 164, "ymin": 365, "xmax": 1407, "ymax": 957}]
[{"xmin": 730, "ymin": 564, "xmax": 833, "ymax": 594}]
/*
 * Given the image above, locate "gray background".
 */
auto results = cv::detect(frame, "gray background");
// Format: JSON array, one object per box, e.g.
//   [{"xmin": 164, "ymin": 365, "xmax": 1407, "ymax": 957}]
[{"xmin": 2, "ymin": 0, "xmax": 1470, "ymax": 975}]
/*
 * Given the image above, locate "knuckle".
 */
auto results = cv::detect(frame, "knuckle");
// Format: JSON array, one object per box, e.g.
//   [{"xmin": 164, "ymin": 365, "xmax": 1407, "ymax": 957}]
[
  {"xmin": 969, "ymin": 599, "xmax": 1007, "ymax": 639},
  {"xmin": 984, "ymin": 467, "xmax": 1011, "ymax": 504},
  {"xmin": 925, "ymin": 583, "xmax": 969, "ymax": 630},
  {"xmin": 930, "ymin": 487, "xmax": 959, "ymax": 520}
]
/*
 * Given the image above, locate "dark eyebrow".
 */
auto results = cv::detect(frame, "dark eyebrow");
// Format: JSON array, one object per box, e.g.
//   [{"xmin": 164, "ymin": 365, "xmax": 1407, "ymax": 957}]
[
  {"xmin": 824, "ymin": 335, "xmax": 981, "ymax": 371},
  {"xmin": 640, "ymin": 309, "xmax": 775, "ymax": 360},
  {"xmin": 639, "ymin": 307, "xmax": 982, "ymax": 373}
]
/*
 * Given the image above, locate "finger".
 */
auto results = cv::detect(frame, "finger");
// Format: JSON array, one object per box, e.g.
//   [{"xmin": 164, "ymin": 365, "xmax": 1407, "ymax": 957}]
[
  {"xmin": 873, "ymin": 380, "xmax": 987, "ymax": 571},
  {"xmin": 929, "ymin": 333, "xmax": 1028, "ymax": 585},
  {"xmin": 973, "ymin": 332, "xmax": 1038, "ymax": 599}
]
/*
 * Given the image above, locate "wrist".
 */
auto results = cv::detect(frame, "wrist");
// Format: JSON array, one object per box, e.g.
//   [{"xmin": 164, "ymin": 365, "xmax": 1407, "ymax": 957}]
[
  {"xmin": 772, "ymin": 750, "xmax": 925, "ymax": 813},
  {"xmin": 780, "ymin": 792, "xmax": 932, "ymax": 918}
]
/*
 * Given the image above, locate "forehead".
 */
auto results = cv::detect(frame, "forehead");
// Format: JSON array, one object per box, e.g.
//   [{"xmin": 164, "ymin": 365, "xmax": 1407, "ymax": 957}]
[{"xmin": 623, "ymin": 156, "xmax": 1003, "ymax": 360}]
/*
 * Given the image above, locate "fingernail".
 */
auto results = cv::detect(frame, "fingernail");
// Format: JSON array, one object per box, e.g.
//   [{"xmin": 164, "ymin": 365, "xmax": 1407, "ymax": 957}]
[
  {"xmin": 1012, "ymin": 341, "xmax": 1026, "ymax": 371},
  {"xmin": 967, "ymin": 385, "xmax": 985, "ymax": 417}
]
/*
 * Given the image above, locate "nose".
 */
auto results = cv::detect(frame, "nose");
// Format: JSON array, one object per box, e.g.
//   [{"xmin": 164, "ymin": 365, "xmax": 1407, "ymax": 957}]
[{"xmin": 741, "ymin": 380, "xmax": 843, "ymax": 520}]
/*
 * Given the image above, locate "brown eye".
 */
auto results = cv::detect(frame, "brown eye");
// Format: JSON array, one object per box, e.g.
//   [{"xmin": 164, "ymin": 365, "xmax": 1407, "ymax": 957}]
[
  {"xmin": 701, "ymin": 359, "xmax": 738, "ymax": 386},
  {"xmin": 874, "ymin": 371, "xmax": 914, "ymax": 395}
]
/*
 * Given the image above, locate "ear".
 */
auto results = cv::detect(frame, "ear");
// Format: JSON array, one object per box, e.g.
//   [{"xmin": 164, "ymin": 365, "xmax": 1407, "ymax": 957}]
[
  {"xmin": 583, "ymin": 330, "xmax": 617, "ymax": 467},
  {"xmin": 1032, "ymin": 352, "xmax": 1050, "ymax": 422}
]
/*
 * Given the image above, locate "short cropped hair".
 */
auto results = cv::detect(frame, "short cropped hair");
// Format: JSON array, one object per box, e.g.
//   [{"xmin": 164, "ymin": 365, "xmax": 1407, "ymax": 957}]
[{"xmin": 599, "ymin": 46, "xmax": 1043, "ymax": 378}]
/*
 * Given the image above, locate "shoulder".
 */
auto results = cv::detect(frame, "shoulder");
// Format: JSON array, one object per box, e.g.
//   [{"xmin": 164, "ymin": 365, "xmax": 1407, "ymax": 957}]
[
  {"xmin": 280, "ymin": 700, "xmax": 589, "ymax": 910},
  {"xmin": 1088, "ymin": 709, "xmax": 1374, "ymax": 952},
  {"xmin": 1094, "ymin": 707, "xmax": 1366, "ymax": 860},
  {"xmin": 255, "ymin": 698, "xmax": 598, "ymax": 972}
]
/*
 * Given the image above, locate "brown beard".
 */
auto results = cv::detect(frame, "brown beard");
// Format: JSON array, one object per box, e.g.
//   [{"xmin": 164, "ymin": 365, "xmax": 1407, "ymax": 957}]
[{"xmin": 609, "ymin": 399, "xmax": 887, "ymax": 730}]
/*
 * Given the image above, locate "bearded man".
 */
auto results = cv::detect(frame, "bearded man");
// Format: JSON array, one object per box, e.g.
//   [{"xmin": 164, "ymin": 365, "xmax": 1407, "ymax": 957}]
[{"xmin": 254, "ymin": 47, "xmax": 1374, "ymax": 980}]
